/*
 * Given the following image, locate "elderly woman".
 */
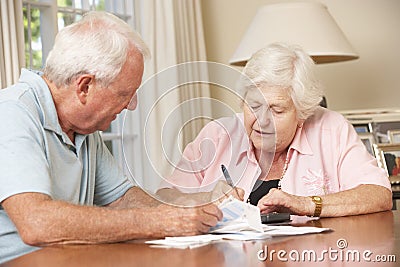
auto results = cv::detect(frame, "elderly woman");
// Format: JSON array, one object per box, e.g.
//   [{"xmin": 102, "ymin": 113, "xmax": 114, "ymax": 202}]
[{"xmin": 157, "ymin": 43, "xmax": 392, "ymax": 217}]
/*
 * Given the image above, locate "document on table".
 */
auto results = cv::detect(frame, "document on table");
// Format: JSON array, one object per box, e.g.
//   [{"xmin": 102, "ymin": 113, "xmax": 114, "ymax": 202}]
[
  {"xmin": 146, "ymin": 235, "xmax": 223, "ymax": 249},
  {"xmin": 145, "ymin": 226, "xmax": 330, "ymax": 248},
  {"xmin": 145, "ymin": 196, "xmax": 330, "ymax": 248},
  {"xmin": 209, "ymin": 196, "xmax": 264, "ymax": 233}
]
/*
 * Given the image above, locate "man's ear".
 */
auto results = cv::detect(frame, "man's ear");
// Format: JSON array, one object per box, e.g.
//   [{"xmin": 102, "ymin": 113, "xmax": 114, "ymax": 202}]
[{"xmin": 75, "ymin": 74, "xmax": 95, "ymax": 104}]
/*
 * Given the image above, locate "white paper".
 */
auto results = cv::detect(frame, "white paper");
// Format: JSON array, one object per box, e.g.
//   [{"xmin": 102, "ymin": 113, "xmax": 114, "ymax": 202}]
[
  {"xmin": 210, "ymin": 196, "xmax": 263, "ymax": 233},
  {"xmin": 265, "ymin": 225, "xmax": 330, "ymax": 236},
  {"xmin": 145, "ymin": 197, "xmax": 330, "ymax": 248},
  {"xmin": 145, "ymin": 226, "xmax": 330, "ymax": 247},
  {"xmin": 145, "ymin": 235, "xmax": 222, "ymax": 249}
]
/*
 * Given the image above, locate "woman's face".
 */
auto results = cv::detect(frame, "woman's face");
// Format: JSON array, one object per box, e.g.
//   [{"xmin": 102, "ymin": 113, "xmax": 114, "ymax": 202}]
[{"xmin": 243, "ymin": 85, "xmax": 302, "ymax": 154}]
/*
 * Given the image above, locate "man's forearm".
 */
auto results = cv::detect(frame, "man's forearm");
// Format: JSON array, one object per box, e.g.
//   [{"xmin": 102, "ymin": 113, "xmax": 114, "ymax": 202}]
[
  {"xmin": 2, "ymin": 192, "xmax": 222, "ymax": 247},
  {"xmin": 3, "ymin": 193, "xmax": 167, "ymax": 246},
  {"xmin": 156, "ymin": 188, "xmax": 211, "ymax": 206},
  {"xmin": 107, "ymin": 186, "xmax": 161, "ymax": 209}
]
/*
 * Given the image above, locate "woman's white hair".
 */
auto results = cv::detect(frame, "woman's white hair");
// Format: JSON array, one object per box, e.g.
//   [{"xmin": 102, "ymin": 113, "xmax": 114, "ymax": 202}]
[
  {"xmin": 44, "ymin": 11, "xmax": 150, "ymax": 87},
  {"xmin": 239, "ymin": 42, "xmax": 323, "ymax": 120}
]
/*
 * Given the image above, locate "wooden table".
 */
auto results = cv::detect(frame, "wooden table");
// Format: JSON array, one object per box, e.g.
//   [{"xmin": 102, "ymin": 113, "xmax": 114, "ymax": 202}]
[{"xmin": 2, "ymin": 211, "xmax": 399, "ymax": 267}]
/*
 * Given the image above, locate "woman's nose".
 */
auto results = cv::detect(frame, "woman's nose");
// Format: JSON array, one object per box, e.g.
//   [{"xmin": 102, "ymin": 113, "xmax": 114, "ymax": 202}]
[{"xmin": 256, "ymin": 107, "xmax": 272, "ymax": 126}]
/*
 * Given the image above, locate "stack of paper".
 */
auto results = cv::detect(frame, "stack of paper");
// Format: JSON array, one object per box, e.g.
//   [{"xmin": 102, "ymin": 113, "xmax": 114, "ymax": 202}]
[
  {"xmin": 145, "ymin": 197, "xmax": 330, "ymax": 249},
  {"xmin": 145, "ymin": 226, "xmax": 330, "ymax": 248},
  {"xmin": 210, "ymin": 196, "xmax": 263, "ymax": 233}
]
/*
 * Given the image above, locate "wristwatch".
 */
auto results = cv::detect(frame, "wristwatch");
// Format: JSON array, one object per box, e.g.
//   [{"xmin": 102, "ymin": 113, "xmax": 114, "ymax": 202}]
[{"xmin": 310, "ymin": 196, "xmax": 323, "ymax": 217}]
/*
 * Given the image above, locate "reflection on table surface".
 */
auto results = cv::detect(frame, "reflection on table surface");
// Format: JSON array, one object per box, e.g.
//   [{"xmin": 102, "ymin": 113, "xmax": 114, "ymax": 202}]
[{"xmin": 2, "ymin": 211, "xmax": 399, "ymax": 267}]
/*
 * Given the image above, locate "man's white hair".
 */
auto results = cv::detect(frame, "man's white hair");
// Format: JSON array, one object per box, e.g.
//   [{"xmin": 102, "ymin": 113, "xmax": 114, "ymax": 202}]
[{"xmin": 44, "ymin": 11, "xmax": 150, "ymax": 87}]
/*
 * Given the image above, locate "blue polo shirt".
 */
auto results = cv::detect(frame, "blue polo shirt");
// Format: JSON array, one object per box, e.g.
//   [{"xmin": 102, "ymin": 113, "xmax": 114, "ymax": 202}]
[{"xmin": 0, "ymin": 69, "xmax": 134, "ymax": 263}]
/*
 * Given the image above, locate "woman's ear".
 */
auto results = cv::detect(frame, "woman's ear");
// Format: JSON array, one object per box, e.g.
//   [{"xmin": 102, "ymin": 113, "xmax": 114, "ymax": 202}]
[{"xmin": 75, "ymin": 74, "xmax": 95, "ymax": 104}]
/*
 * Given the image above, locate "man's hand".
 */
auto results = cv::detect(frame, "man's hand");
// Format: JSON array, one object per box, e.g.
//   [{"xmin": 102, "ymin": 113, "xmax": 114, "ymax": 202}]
[
  {"xmin": 257, "ymin": 188, "xmax": 312, "ymax": 216},
  {"xmin": 210, "ymin": 180, "xmax": 245, "ymax": 204},
  {"xmin": 155, "ymin": 203, "xmax": 223, "ymax": 236}
]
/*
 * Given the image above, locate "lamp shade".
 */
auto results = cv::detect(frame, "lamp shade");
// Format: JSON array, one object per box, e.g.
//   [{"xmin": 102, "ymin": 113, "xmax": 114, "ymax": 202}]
[{"xmin": 229, "ymin": 1, "xmax": 359, "ymax": 66}]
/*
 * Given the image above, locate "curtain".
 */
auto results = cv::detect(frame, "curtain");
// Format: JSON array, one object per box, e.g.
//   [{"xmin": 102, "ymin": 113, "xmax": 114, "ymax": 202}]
[
  {"xmin": 130, "ymin": 0, "xmax": 212, "ymax": 191},
  {"xmin": 0, "ymin": 0, "xmax": 24, "ymax": 88}
]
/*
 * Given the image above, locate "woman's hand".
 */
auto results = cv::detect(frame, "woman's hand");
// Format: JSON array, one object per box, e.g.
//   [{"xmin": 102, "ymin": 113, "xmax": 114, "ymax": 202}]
[
  {"xmin": 156, "ymin": 181, "xmax": 244, "ymax": 207},
  {"xmin": 210, "ymin": 180, "xmax": 245, "ymax": 204},
  {"xmin": 257, "ymin": 188, "xmax": 313, "ymax": 216},
  {"xmin": 257, "ymin": 185, "xmax": 392, "ymax": 217}
]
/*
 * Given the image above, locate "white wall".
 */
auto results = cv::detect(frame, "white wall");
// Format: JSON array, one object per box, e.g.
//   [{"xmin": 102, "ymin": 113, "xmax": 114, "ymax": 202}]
[{"xmin": 201, "ymin": 0, "xmax": 400, "ymax": 112}]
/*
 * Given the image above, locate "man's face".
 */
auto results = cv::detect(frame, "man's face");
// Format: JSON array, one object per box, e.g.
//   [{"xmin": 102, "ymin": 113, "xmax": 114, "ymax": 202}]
[{"xmin": 73, "ymin": 47, "xmax": 144, "ymax": 134}]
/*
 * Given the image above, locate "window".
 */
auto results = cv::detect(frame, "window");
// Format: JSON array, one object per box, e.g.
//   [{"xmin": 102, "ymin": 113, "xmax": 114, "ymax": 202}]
[
  {"xmin": 23, "ymin": 0, "xmax": 133, "ymax": 70},
  {"xmin": 22, "ymin": 0, "xmax": 139, "ymax": 179},
  {"xmin": 23, "ymin": 2, "xmax": 46, "ymax": 70}
]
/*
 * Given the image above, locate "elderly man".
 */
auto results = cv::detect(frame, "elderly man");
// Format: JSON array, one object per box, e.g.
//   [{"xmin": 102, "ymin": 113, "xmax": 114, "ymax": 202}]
[{"xmin": 0, "ymin": 11, "xmax": 221, "ymax": 263}]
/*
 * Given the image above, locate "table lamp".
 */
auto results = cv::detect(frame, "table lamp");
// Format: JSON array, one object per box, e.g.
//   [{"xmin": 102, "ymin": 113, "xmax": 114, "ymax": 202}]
[{"xmin": 229, "ymin": 1, "xmax": 359, "ymax": 66}]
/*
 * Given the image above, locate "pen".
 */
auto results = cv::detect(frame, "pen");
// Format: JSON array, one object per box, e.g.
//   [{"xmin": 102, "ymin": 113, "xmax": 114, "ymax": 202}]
[
  {"xmin": 221, "ymin": 165, "xmax": 243, "ymax": 200},
  {"xmin": 221, "ymin": 164, "xmax": 234, "ymax": 187}
]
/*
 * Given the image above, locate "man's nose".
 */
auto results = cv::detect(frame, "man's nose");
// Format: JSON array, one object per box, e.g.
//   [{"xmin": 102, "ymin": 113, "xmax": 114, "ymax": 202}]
[{"xmin": 126, "ymin": 94, "xmax": 138, "ymax": 110}]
